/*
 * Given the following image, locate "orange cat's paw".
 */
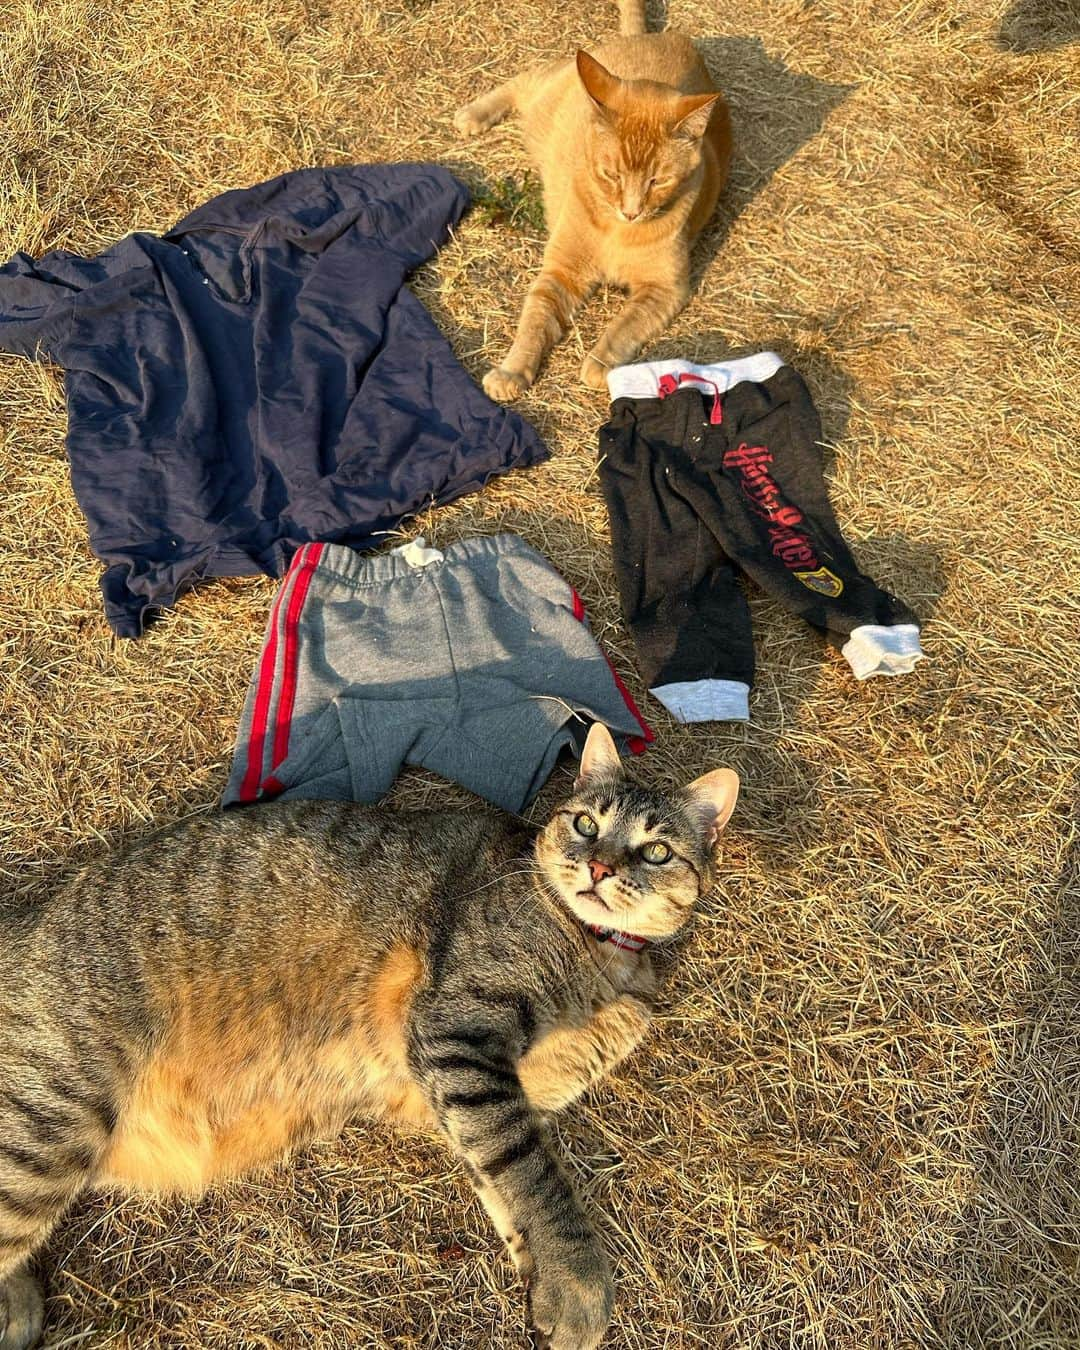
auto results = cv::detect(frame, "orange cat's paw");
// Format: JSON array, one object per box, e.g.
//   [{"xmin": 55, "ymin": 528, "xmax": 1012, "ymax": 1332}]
[
  {"xmin": 483, "ymin": 367, "xmax": 530, "ymax": 402},
  {"xmin": 453, "ymin": 104, "xmax": 488, "ymax": 138},
  {"xmin": 579, "ymin": 355, "xmax": 610, "ymax": 391}
]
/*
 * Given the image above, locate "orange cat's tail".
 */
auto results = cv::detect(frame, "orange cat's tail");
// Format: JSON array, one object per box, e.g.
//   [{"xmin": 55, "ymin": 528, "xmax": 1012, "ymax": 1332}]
[{"xmin": 618, "ymin": 0, "xmax": 648, "ymax": 35}]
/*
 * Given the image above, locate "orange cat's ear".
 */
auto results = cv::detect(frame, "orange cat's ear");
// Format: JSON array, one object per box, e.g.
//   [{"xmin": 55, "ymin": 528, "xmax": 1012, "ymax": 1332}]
[
  {"xmin": 683, "ymin": 768, "xmax": 739, "ymax": 846},
  {"xmin": 576, "ymin": 50, "xmax": 622, "ymax": 114},
  {"xmin": 672, "ymin": 91, "xmax": 720, "ymax": 140},
  {"xmin": 575, "ymin": 722, "xmax": 622, "ymax": 787}
]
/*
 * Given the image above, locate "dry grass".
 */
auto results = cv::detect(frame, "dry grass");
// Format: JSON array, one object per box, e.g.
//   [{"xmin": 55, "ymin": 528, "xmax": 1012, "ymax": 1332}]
[{"xmin": 2, "ymin": 0, "xmax": 1079, "ymax": 1346}]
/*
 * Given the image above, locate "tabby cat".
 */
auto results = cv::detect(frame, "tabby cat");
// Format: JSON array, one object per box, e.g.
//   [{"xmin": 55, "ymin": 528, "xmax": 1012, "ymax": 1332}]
[
  {"xmin": 455, "ymin": 0, "xmax": 732, "ymax": 399},
  {"xmin": 0, "ymin": 725, "xmax": 738, "ymax": 1350}
]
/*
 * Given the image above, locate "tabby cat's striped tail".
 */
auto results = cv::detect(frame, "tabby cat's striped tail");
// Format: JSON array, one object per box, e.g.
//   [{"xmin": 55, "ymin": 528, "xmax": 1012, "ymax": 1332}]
[{"xmin": 618, "ymin": 0, "xmax": 648, "ymax": 35}]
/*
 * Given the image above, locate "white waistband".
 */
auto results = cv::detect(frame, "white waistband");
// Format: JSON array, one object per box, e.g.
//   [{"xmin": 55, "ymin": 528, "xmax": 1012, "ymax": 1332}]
[{"xmin": 606, "ymin": 351, "xmax": 786, "ymax": 403}]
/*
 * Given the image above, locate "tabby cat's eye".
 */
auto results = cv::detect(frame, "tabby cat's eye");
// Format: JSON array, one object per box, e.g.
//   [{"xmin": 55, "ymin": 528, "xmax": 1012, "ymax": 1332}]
[
  {"xmin": 640, "ymin": 840, "xmax": 672, "ymax": 864},
  {"xmin": 574, "ymin": 812, "xmax": 599, "ymax": 838}
]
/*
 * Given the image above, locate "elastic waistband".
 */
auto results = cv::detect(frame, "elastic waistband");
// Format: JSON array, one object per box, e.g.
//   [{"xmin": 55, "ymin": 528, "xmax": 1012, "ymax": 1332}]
[
  {"xmin": 606, "ymin": 351, "xmax": 786, "ymax": 403},
  {"xmin": 290, "ymin": 533, "xmax": 541, "ymax": 589}
]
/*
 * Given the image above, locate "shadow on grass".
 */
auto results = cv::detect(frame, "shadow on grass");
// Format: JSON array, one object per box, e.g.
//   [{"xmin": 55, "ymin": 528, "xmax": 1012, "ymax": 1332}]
[
  {"xmin": 931, "ymin": 835, "xmax": 1080, "ymax": 1345},
  {"xmin": 997, "ymin": 0, "xmax": 1080, "ymax": 51},
  {"xmin": 692, "ymin": 36, "xmax": 853, "ymax": 280}
]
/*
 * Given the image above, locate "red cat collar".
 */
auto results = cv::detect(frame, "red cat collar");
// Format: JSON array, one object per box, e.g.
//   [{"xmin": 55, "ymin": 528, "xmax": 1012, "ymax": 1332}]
[{"xmin": 588, "ymin": 924, "xmax": 649, "ymax": 953}]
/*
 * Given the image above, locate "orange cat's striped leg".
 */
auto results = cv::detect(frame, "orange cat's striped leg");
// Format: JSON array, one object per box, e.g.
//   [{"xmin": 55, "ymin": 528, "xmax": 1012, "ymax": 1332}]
[
  {"xmin": 454, "ymin": 55, "xmax": 566, "ymax": 138},
  {"xmin": 581, "ymin": 279, "xmax": 690, "ymax": 389},
  {"xmin": 484, "ymin": 250, "xmax": 593, "ymax": 402}
]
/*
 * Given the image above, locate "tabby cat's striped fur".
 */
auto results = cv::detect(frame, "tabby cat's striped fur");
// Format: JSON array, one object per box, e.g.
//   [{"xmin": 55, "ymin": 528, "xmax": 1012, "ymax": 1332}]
[{"xmin": 0, "ymin": 725, "xmax": 737, "ymax": 1350}]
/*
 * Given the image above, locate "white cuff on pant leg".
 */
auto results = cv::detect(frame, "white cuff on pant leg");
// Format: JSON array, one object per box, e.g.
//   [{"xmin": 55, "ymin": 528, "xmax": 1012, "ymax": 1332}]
[
  {"xmin": 841, "ymin": 624, "xmax": 926, "ymax": 680},
  {"xmin": 650, "ymin": 679, "xmax": 751, "ymax": 723}
]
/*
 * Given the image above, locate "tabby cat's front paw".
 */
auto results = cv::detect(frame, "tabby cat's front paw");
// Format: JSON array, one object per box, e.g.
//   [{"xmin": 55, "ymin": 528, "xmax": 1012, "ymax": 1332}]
[
  {"xmin": 0, "ymin": 1272, "xmax": 44, "ymax": 1350},
  {"xmin": 483, "ymin": 366, "xmax": 531, "ymax": 402},
  {"xmin": 579, "ymin": 354, "xmax": 610, "ymax": 391},
  {"xmin": 528, "ymin": 1246, "xmax": 613, "ymax": 1350}
]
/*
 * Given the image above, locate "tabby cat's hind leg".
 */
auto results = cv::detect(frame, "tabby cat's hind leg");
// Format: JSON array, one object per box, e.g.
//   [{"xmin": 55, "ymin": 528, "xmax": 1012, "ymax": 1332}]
[
  {"xmin": 0, "ymin": 1162, "xmax": 95, "ymax": 1350},
  {"xmin": 0, "ymin": 1055, "xmax": 114, "ymax": 1348},
  {"xmin": 0, "ymin": 1271, "xmax": 44, "ymax": 1350}
]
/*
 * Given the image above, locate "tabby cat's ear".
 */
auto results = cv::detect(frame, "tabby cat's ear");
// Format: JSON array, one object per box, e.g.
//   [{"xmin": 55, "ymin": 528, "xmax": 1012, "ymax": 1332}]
[
  {"xmin": 576, "ymin": 722, "xmax": 622, "ymax": 787},
  {"xmin": 683, "ymin": 768, "xmax": 739, "ymax": 846},
  {"xmin": 577, "ymin": 50, "xmax": 622, "ymax": 115},
  {"xmin": 672, "ymin": 91, "xmax": 720, "ymax": 141}
]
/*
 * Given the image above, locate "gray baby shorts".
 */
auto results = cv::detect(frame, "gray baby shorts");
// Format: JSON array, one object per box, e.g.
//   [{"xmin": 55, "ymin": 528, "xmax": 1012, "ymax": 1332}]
[{"xmin": 223, "ymin": 534, "xmax": 653, "ymax": 812}]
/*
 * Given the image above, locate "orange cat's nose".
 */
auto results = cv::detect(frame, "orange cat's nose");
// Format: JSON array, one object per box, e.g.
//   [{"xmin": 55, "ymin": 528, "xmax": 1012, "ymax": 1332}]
[
  {"xmin": 620, "ymin": 207, "xmax": 642, "ymax": 221},
  {"xmin": 588, "ymin": 859, "xmax": 616, "ymax": 883}
]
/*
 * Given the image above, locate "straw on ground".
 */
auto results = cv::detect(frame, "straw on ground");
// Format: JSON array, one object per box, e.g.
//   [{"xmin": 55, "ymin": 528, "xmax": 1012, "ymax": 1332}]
[{"xmin": 1, "ymin": 1, "xmax": 1078, "ymax": 1347}]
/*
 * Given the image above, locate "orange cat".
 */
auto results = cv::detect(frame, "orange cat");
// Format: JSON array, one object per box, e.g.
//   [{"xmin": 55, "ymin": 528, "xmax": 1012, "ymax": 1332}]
[{"xmin": 455, "ymin": 0, "xmax": 732, "ymax": 399}]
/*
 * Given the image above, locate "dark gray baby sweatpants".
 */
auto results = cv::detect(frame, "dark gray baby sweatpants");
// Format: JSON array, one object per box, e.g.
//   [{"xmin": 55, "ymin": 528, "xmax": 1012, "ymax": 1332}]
[{"xmin": 224, "ymin": 534, "xmax": 653, "ymax": 812}]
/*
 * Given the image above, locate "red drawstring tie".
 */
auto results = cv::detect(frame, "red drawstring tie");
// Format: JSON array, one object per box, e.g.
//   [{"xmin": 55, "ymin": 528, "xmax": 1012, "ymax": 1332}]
[{"xmin": 656, "ymin": 371, "xmax": 723, "ymax": 424}]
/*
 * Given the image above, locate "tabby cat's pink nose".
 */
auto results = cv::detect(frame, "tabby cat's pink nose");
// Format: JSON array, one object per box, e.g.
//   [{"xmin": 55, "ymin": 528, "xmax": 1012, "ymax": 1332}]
[{"xmin": 588, "ymin": 859, "xmax": 615, "ymax": 883}]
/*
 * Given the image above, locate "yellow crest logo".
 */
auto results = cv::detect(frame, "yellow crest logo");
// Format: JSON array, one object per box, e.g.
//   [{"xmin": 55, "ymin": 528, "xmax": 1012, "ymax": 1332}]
[{"xmin": 794, "ymin": 566, "xmax": 844, "ymax": 598}]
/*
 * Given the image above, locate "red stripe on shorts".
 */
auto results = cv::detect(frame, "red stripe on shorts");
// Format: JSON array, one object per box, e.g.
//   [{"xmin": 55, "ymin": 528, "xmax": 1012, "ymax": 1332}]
[
  {"xmin": 236, "ymin": 557, "xmax": 297, "ymax": 803},
  {"xmin": 236, "ymin": 543, "xmax": 323, "ymax": 804},
  {"xmin": 569, "ymin": 586, "xmax": 654, "ymax": 755},
  {"xmin": 260, "ymin": 542, "xmax": 324, "ymax": 794}
]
